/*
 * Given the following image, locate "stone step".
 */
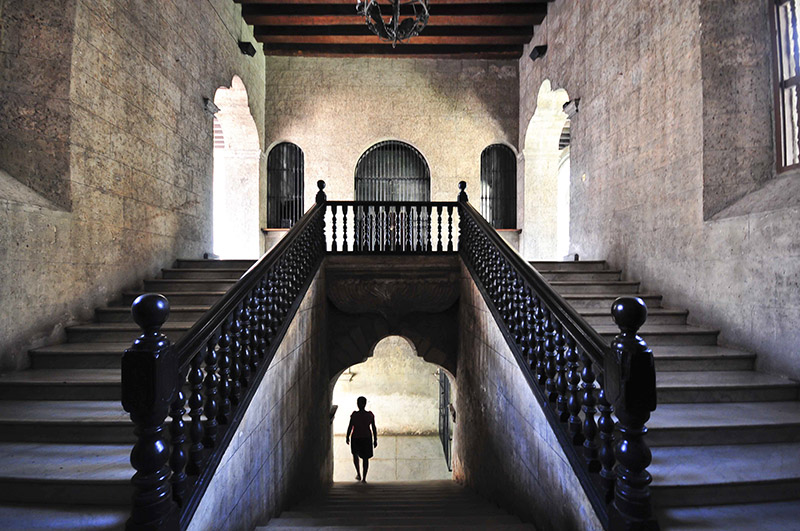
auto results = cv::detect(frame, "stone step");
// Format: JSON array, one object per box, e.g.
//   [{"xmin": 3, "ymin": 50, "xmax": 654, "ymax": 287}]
[
  {"xmin": 262, "ymin": 515, "xmax": 523, "ymax": 526},
  {"xmin": 122, "ymin": 290, "xmax": 227, "ymax": 305},
  {"xmin": 263, "ymin": 526, "xmax": 532, "ymax": 530},
  {"xmin": 0, "ymin": 369, "xmax": 120, "ymax": 400},
  {"xmin": 650, "ymin": 443, "xmax": 800, "ymax": 507},
  {"xmin": 656, "ymin": 500, "xmax": 800, "ymax": 531},
  {"xmin": 529, "ymin": 260, "xmax": 607, "ymax": 271},
  {"xmin": 538, "ymin": 270, "xmax": 622, "ymax": 282},
  {"xmin": 0, "ymin": 443, "xmax": 132, "ymax": 505},
  {"xmin": 65, "ymin": 322, "xmax": 194, "ymax": 343},
  {"xmin": 95, "ymin": 305, "xmax": 210, "ymax": 323},
  {"xmin": 561, "ymin": 293, "xmax": 663, "ymax": 309},
  {"xmin": 30, "ymin": 342, "xmax": 129, "ymax": 369},
  {"xmin": 143, "ymin": 279, "xmax": 236, "ymax": 292},
  {"xmin": 581, "ymin": 308, "xmax": 688, "ymax": 326},
  {"xmin": 549, "ymin": 280, "xmax": 640, "ymax": 295},
  {"xmin": 648, "ymin": 402, "xmax": 800, "ymax": 446},
  {"xmin": 656, "ymin": 371, "xmax": 799, "ymax": 403},
  {"xmin": 0, "ymin": 503, "xmax": 128, "ymax": 531},
  {"xmin": 176, "ymin": 258, "xmax": 256, "ymax": 269},
  {"xmin": 652, "ymin": 346, "xmax": 755, "ymax": 372},
  {"xmin": 595, "ymin": 324, "xmax": 719, "ymax": 346},
  {"xmin": 161, "ymin": 268, "xmax": 247, "ymax": 280},
  {"xmin": 0, "ymin": 401, "xmax": 131, "ymax": 443}
]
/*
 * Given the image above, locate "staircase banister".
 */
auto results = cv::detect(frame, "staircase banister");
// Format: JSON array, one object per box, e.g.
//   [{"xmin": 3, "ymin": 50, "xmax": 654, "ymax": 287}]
[
  {"xmin": 458, "ymin": 199, "xmax": 609, "ymax": 368},
  {"xmin": 172, "ymin": 201, "xmax": 325, "ymax": 372},
  {"xmin": 327, "ymin": 200, "xmax": 459, "ymax": 207}
]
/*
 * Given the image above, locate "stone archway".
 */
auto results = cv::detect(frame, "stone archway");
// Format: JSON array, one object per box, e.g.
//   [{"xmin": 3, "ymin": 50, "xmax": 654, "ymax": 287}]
[
  {"xmin": 212, "ymin": 76, "xmax": 261, "ymax": 258},
  {"xmin": 521, "ymin": 80, "xmax": 571, "ymax": 260}
]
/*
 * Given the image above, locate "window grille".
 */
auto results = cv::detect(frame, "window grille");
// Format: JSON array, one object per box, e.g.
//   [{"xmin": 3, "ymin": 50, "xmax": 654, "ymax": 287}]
[
  {"xmin": 267, "ymin": 142, "xmax": 304, "ymax": 228},
  {"xmin": 774, "ymin": 0, "xmax": 800, "ymax": 170},
  {"xmin": 480, "ymin": 144, "xmax": 517, "ymax": 229},
  {"xmin": 354, "ymin": 140, "xmax": 431, "ymax": 201}
]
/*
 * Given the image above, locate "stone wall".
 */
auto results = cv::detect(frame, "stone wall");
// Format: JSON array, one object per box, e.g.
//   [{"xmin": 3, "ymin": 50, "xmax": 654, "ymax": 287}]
[
  {"xmin": 264, "ymin": 56, "xmax": 519, "ymax": 208},
  {"xmin": 189, "ymin": 269, "xmax": 331, "ymax": 531},
  {"xmin": 454, "ymin": 262, "xmax": 602, "ymax": 530},
  {"xmin": 0, "ymin": 0, "xmax": 266, "ymax": 370},
  {"xmin": 519, "ymin": 0, "xmax": 800, "ymax": 379}
]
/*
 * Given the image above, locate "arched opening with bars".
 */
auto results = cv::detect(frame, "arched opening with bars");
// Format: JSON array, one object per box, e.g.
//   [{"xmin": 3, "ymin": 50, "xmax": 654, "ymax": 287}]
[
  {"xmin": 267, "ymin": 142, "xmax": 304, "ymax": 228},
  {"xmin": 480, "ymin": 144, "xmax": 517, "ymax": 229},
  {"xmin": 354, "ymin": 140, "xmax": 431, "ymax": 201}
]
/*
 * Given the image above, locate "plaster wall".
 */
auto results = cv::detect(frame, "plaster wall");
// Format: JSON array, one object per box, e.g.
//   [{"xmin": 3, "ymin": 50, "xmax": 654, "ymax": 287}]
[
  {"xmin": 264, "ymin": 56, "xmax": 519, "ymax": 210},
  {"xmin": 0, "ymin": 0, "xmax": 266, "ymax": 370},
  {"xmin": 520, "ymin": 0, "xmax": 800, "ymax": 379},
  {"xmin": 189, "ymin": 269, "xmax": 331, "ymax": 531},
  {"xmin": 454, "ymin": 261, "xmax": 602, "ymax": 530}
]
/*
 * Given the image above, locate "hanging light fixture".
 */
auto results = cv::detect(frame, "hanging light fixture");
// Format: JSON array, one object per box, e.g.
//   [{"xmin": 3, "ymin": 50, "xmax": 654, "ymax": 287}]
[{"xmin": 356, "ymin": 0, "xmax": 430, "ymax": 47}]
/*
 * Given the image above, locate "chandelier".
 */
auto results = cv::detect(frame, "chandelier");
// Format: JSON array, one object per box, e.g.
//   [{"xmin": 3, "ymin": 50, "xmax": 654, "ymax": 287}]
[{"xmin": 356, "ymin": 0, "xmax": 430, "ymax": 47}]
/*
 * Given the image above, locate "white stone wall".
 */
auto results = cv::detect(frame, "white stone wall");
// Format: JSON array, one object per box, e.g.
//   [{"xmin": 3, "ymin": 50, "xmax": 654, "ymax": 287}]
[
  {"xmin": 189, "ymin": 269, "xmax": 330, "ymax": 531},
  {"xmin": 454, "ymin": 262, "xmax": 603, "ymax": 530}
]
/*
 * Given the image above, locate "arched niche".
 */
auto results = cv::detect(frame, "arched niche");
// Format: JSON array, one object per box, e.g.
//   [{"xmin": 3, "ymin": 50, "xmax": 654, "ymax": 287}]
[{"xmin": 354, "ymin": 140, "xmax": 431, "ymax": 201}]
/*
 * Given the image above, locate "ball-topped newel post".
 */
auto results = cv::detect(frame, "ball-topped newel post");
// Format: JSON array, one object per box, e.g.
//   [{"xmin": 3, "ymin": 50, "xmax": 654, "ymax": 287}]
[
  {"xmin": 316, "ymin": 180, "xmax": 327, "ymax": 204},
  {"xmin": 457, "ymin": 181, "xmax": 468, "ymax": 202},
  {"xmin": 606, "ymin": 296, "xmax": 659, "ymax": 530},
  {"xmin": 122, "ymin": 293, "xmax": 179, "ymax": 530}
]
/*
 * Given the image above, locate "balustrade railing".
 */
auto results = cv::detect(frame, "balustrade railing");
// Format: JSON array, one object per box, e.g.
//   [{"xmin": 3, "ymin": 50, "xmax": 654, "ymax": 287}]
[
  {"xmin": 121, "ymin": 185, "xmax": 327, "ymax": 530},
  {"xmin": 456, "ymin": 181, "xmax": 658, "ymax": 530}
]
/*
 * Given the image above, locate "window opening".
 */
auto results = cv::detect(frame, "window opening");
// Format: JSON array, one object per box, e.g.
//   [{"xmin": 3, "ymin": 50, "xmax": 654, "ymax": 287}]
[
  {"xmin": 267, "ymin": 142, "xmax": 304, "ymax": 228},
  {"xmin": 480, "ymin": 144, "xmax": 517, "ymax": 229}
]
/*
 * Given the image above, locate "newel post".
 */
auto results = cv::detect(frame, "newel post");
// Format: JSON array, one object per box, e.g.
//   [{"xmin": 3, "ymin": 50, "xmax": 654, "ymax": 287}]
[
  {"xmin": 122, "ymin": 294, "xmax": 179, "ymax": 531},
  {"xmin": 605, "ymin": 296, "xmax": 659, "ymax": 530},
  {"xmin": 316, "ymin": 179, "xmax": 327, "ymax": 204},
  {"xmin": 457, "ymin": 180, "xmax": 468, "ymax": 202}
]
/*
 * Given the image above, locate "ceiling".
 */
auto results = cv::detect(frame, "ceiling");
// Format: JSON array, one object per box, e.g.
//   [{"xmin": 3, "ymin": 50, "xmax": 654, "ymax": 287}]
[{"xmin": 233, "ymin": 0, "xmax": 552, "ymax": 59}]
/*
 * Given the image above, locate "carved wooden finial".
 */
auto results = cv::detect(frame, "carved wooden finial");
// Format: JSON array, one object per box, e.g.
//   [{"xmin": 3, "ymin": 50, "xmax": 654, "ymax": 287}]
[
  {"xmin": 611, "ymin": 296, "xmax": 647, "ymax": 334},
  {"xmin": 316, "ymin": 180, "xmax": 327, "ymax": 204},
  {"xmin": 131, "ymin": 293, "xmax": 169, "ymax": 335},
  {"xmin": 457, "ymin": 181, "xmax": 468, "ymax": 202}
]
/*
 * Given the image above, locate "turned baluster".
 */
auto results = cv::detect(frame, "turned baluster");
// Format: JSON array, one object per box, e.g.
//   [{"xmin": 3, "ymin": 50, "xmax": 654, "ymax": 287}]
[
  {"xmin": 436, "ymin": 205, "xmax": 443, "ymax": 252},
  {"xmin": 250, "ymin": 290, "xmax": 264, "ymax": 364},
  {"xmin": 238, "ymin": 303, "xmax": 252, "ymax": 388},
  {"xmin": 256, "ymin": 282, "xmax": 269, "ymax": 354},
  {"xmin": 217, "ymin": 317, "xmax": 233, "ymax": 424},
  {"xmin": 203, "ymin": 336, "xmax": 219, "ymax": 448},
  {"xmin": 606, "ymin": 297, "xmax": 658, "ymax": 529},
  {"xmin": 555, "ymin": 320, "xmax": 569, "ymax": 422},
  {"xmin": 581, "ymin": 350, "xmax": 600, "ymax": 472},
  {"xmin": 522, "ymin": 292, "xmax": 536, "ymax": 367},
  {"xmin": 342, "ymin": 204, "xmax": 348, "ymax": 252},
  {"xmin": 267, "ymin": 273, "xmax": 279, "ymax": 342},
  {"xmin": 169, "ymin": 389, "xmax": 187, "ymax": 505},
  {"xmin": 533, "ymin": 298, "xmax": 546, "ymax": 382},
  {"xmin": 544, "ymin": 309, "xmax": 558, "ymax": 404},
  {"xmin": 447, "ymin": 205, "xmax": 454, "ymax": 252},
  {"xmin": 425, "ymin": 206, "xmax": 432, "ymax": 252},
  {"xmin": 404, "ymin": 206, "xmax": 411, "ymax": 253},
  {"xmin": 383, "ymin": 208, "xmax": 391, "ymax": 251},
  {"xmin": 186, "ymin": 350, "xmax": 205, "ymax": 475},
  {"xmin": 229, "ymin": 311, "xmax": 243, "ymax": 406},
  {"xmin": 354, "ymin": 206, "xmax": 362, "ymax": 252},
  {"xmin": 566, "ymin": 337, "xmax": 584, "ymax": 444},
  {"xmin": 122, "ymin": 293, "xmax": 178, "ymax": 530},
  {"xmin": 330, "ymin": 204, "xmax": 338, "ymax": 253},
  {"xmin": 598, "ymin": 379, "xmax": 616, "ymax": 500},
  {"xmin": 392, "ymin": 207, "xmax": 400, "ymax": 251}
]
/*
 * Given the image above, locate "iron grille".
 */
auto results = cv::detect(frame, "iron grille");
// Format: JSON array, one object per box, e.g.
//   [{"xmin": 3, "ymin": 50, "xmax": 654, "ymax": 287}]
[
  {"xmin": 267, "ymin": 142, "xmax": 304, "ymax": 228},
  {"xmin": 480, "ymin": 144, "xmax": 516, "ymax": 229},
  {"xmin": 354, "ymin": 140, "xmax": 431, "ymax": 201}
]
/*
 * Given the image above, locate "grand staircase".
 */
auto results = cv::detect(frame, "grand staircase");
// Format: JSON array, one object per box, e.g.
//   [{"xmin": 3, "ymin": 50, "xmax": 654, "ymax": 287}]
[
  {"xmin": 257, "ymin": 481, "xmax": 534, "ymax": 529},
  {"xmin": 532, "ymin": 260, "xmax": 800, "ymax": 530},
  {"xmin": 0, "ymin": 259, "xmax": 254, "ymax": 530}
]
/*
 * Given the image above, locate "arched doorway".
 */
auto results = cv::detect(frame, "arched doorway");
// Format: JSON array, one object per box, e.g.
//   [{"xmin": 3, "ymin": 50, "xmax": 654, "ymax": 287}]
[
  {"xmin": 331, "ymin": 336, "xmax": 454, "ymax": 482},
  {"xmin": 521, "ymin": 80, "xmax": 571, "ymax": 259},
  {"xmin": 212, "ymin": 76, "xmax": 260, "ymax": 258},
  {"xmin": 354, "ymin": 140, "xmax": 431, "ymax": 201}
]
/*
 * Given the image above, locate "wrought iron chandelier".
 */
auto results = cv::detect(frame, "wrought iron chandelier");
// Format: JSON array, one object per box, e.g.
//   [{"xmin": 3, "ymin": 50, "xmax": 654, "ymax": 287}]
[{"xmin": 356, "ymin": 0, "xmax": 430, "ymax": 47}]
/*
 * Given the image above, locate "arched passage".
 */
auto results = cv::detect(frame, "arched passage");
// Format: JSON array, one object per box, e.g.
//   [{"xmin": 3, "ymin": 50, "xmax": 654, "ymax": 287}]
[
  {"xmin": 521, "ymin": 80, "xmax": 571, "ymax": 259},
  {"xmin": 212, "ymin": 76, "xmax": 261, "ymax": 258},
  {"xmin": 331, "ymin": 335, "xmax": 455, "ymax": 482}
]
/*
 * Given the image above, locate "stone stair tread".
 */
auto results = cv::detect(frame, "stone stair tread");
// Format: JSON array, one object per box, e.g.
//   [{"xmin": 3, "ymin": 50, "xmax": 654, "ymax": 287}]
[
  {"xmin": 593, "ymin": 324, "xmax": 718, "ymax": 336},
  {"xmin": 650, "ymin": 402, "xmax": 800, "ymax": 429},
  {"xmin": 122, "ymin": 290, "xmax": 227, "ymax": 295},
  {"xmin": 0, "ymin": 369, "xmax": 120, "ymax": 385},
  {"xmin": 650, "ymin": 443, "xmax": 800, "ymax": 487},
  {"xmin": 99, "ymin": 304, "xmax": 211, "ymax": 312},
  {"xmin": 0, "ymin": 502, "xmax": 127, "ymax": 530},
  {"xmin": 549, "ymin": 280, "xmax": 639, "ymax": 286},
  {"xmin": 0, "ymin": 401, "xmax": 126, "ymax": 423},
  {"xmin": 145, "ymin": 279, "xmax": 235, "ymax": 284},
  {"xmin": 651, "ymin": 345, "xmax": 754, "ymax": 359},
  {"xmin": 578, "ymin": 307, "xmax": 685, "ymax": 316},
  {"xmin": 656, "ymin": 500, "xmax": 800, "ymax": 531},
  {"xmin": 656, "ymin": 370, "xmax": 797, "ymax": 389},
  {"xmin": 162, "ymin": 268, "xmax": 247, "ymax": 273},
  {"xmin": 67, "ymin": 322, "xmax": 195, "ymax": 331},
  {"xmin": 31, "ymin": 342, "xmax": 129, "ymax": 354},
  {"xmin": 562, "ymin": 292, "xmax": 661, "ymax": 299},
  {"xmin": 0, "ymin": 443, "xmax": 132, "ymax": 481}
]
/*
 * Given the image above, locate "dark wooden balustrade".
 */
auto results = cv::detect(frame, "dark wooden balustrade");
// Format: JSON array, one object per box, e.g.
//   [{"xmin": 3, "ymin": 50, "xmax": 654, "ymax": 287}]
[{"xmin": 122, "ymin": 180, "xmax": 656, "ymax": 530}]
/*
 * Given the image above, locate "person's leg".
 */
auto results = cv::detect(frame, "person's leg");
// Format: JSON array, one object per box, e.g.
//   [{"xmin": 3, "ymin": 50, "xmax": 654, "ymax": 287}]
[
  {"xmin": 362, "ymin": 457, "xmax": 369, "ymax": 482},
  {"xmin": 352, "ymin": 453, "xmax": 361, "ymax": 481}
]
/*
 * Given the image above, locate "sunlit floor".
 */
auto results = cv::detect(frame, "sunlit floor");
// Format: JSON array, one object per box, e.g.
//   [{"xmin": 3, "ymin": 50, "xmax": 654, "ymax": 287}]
[{"xmin": 333, "ymin": 435, "xmax": 452, "ymax": 482}]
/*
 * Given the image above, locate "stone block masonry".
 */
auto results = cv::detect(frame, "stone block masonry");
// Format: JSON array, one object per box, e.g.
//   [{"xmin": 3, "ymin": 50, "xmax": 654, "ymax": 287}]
[
  {"xmin": 0, "ymin": 0, "xmax": 266, "ymax": 370},
  {"xmin": 453, "ymin": 261, "xmax": 602, "ymax": 531}
]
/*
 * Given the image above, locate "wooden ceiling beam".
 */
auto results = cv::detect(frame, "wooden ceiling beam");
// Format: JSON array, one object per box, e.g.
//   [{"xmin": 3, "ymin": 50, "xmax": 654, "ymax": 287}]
[
  {"xmin": 253, "ymin": 24, "xmax": 533, "ymax": 36},
  {"xmin": 259, "ymin": 42, "xmax": 521, "ymax": 55},
  {"xmin": 256, "ymin": 34, "xmax": 530, "ymax": 45},
  {"xmin": 238, "ymin": 0, "xmax": 549, "ymax": 4},
  {"xmin": 245, "ymin": 14, "xmax": 544, "ymax": 25}
]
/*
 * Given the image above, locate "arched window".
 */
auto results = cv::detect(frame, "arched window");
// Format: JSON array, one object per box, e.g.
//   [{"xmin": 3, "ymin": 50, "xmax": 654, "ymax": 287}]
[
  {"xmin": 267, "ymin": 142, "xmax": 304, "ymax": 228},
  {"xmin": 480, "ymin": 144, "xmax": 516, "ymax": 229},
  {"xmin": 355, "ymin": 140, "xmax": 430, "ymax": 201}
]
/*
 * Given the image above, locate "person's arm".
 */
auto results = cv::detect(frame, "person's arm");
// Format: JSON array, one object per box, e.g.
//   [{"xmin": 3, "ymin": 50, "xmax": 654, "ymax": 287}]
[
  {"xmin": 371, "ymin": 414, "xmax": 377, "ymax": 448},
  {"xmin": 346, "ymin": 415, "xmax": 354, "ymax": 445}
]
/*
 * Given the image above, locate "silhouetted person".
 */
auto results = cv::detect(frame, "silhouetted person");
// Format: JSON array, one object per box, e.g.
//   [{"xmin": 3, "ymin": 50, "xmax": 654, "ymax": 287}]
[{"xmin": 346, "ymin": 396, "xmax": 377, "ymax": 483}]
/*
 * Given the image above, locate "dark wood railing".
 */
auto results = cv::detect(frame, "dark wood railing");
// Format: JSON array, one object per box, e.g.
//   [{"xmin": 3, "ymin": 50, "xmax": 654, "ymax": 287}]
[
  {"xmin": 121, "ymin": 184, "xmax": 327, "ymax": 530},
  {"xmin": 456, "ymin": 181, "xmax": 658, "ymax": 530},
  {"xmin": 122, "ymin": 180, "xmax": 656, "ymax": 530}
]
